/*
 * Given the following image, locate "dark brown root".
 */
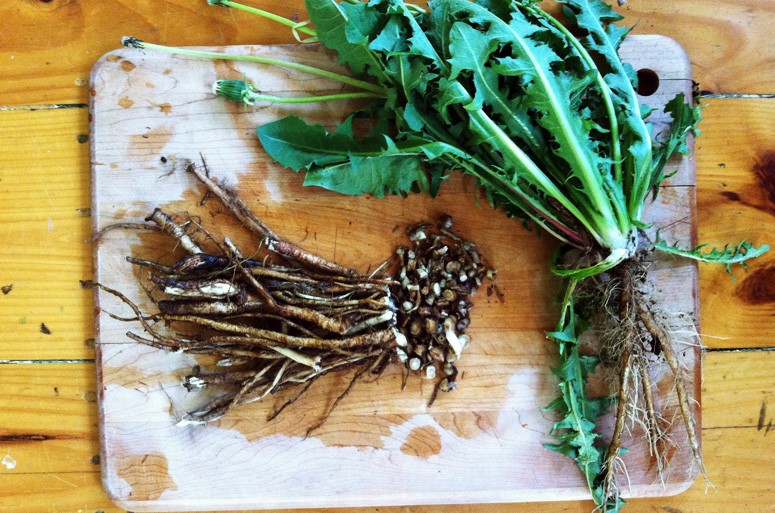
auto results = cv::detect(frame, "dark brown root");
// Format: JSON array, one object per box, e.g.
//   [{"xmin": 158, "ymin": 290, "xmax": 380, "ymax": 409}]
[
  {"xmin": 186, "ymin": 161, "xmax": 360, "ymax": 278},
  {"xmin": 601, "ymin": 261, "xmax": 637, "ymax": 503},
  {"xmin": 305, "ymin": 358, "xmax": 376, "ymax": 437},
  {"xmin": 126, "ymin": 257, "xmax": 174, "ymax": 274}
]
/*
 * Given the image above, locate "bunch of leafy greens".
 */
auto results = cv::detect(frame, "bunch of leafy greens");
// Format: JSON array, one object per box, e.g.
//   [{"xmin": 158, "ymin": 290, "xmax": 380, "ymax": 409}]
[{"xmin": 124, "ymin": 0, "xmax": 768, "ymax": 510}]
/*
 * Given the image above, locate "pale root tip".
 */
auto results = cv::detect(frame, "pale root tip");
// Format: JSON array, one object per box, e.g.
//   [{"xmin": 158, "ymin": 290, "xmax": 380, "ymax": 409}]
[{"xmin": 176, "ymin": 418, "xmax": 206, "ymax": 427}]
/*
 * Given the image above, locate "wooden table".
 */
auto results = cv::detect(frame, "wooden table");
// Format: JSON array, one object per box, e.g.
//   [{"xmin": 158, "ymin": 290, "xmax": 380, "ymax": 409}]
[{"xmin": 1, "ymin": 1, "xmax": 773, "ymax": 512}]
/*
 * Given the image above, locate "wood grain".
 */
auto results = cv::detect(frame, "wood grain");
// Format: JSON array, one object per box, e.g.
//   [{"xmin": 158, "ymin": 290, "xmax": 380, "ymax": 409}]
[
  {"xmin": 1, "ymin": 0, "xmax": 775, "ymax": 106},
  {"xmin": 1, "ymin": 429, "xmax": 772, "ymax": 513},
  {"xmin": 0, "ymin": 364, "xmax": 100, "ymax": 474},
  {"xmin": 701, "ymin": 351, "xmax": 775, "ymax": 430},
  {"xmin": 696, "ymin": 99, "xmax": 775, "ymax": 349},
  {"xmin": 0, "ymin": 0, "xmax": 305, "ymax": 107},
  {"xmin": 0, "ymin": 472, "xmax": 124, "ymax": 513},
  {"xmin": 1, "ymin": 428, "xmax": 772, "ymax": 513},
  {"xmin": 0, "ymin": 109, "xmax": 94, "ymax": 360},
  {"xmin": 621, "ymin": 0, "xmax": 775, "ymax": 94}
]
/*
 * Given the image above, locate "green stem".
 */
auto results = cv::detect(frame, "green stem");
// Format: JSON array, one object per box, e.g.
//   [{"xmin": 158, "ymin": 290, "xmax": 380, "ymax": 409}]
[
  {"xmin": 209, "ymin": 0, "xmax": 317, "ymax": 37},
  {"xmin": 552, "ymin": 247, "xmax": 630, "ymax": 279},
  {"xmin": 557, "ymin": 278, "xmax": 578, "ymax": 326},
  {"xmin": 526, "ymin": 3, "xmax": 630, "ymax": 236},
  {"xmin": 216, "ymin": 80, "xmax": 384, "ymax": 104},
  {"xmin": 121, "ymin": 37, "xmax": 385, "ymax": 94},
  {"xmin": 472, "ymin": 3, "xmax": 618, "ymax": 230},
  {"xmin": 467, "ymin": 104, "xmax": 626, "ymax": 248},
  {"xmin": 249, "ymin": 91, "xmax": 383, "ymax": 103},
  {"xmin": 445, "ymin": 155, "xmax": 586, "ymax": 247},
  {"xmin": 654, "ymin": 239, "xmax": 770, "ymax": 267}
]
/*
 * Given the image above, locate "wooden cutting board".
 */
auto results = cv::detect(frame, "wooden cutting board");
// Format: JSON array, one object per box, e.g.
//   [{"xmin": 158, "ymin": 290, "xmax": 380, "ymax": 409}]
[{"xmin": 90, "ymin": 36, "xmax": 701, "ymax": 511}]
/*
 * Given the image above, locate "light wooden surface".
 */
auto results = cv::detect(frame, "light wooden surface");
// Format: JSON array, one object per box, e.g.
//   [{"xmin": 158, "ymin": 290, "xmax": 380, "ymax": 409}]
[
  {"xmin": 90, "ymin": 37, "xmax": 697, "ymax": 511},
  {"xmin": 1, "ymin": 1, "xmax": 774, "ymax": 513}
]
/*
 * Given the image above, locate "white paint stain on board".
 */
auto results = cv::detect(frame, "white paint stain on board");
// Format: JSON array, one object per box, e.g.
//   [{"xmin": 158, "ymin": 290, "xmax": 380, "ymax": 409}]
[{"xmin": 2, "ymin": 454, "xmax": 16, "ymax": 470}]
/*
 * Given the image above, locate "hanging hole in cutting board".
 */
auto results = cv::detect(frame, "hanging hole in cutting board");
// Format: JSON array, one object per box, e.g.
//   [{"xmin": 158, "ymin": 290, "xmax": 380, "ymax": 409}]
[{"xmin": 636, "ymin": 68, "xmax": 660, "ymax": 96}]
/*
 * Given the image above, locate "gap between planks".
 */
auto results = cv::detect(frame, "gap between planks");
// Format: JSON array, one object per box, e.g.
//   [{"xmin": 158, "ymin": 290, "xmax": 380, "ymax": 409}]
[
  {"xmin": 0, "ymin": 359, "xmax": 94, "ymax": 364},
  {"xmin": 0, "ymin": 103, "xmax": 87, "ymax": 111},
  {"xmin": 704, "ymin": 346, "xmax": 775, "ymax": 353}
]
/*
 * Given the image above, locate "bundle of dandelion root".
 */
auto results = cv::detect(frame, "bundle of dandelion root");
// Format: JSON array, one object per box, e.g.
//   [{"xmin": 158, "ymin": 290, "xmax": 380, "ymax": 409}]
[{"xmin": 95, "ymin": 162, "xmax": 492, "ymax": 428}]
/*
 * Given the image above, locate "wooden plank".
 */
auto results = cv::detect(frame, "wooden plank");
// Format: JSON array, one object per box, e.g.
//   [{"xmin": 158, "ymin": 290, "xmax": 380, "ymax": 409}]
[
  {"xmin": 0, "ymin": 109, "xmax": 94, "ymax": 360},
  {"xmin": 0, "ymin": 364, "xmax": 100, "ymax": 474},
  {"xmin": 0, "ymin": 426, "xmax": 772, "ymax": 513},
  {"xmin": 2, "ymin": 0, "xmax": 775, "ymax": 106},
  {"xmin": 702, "ymin": 351, "xmax": 775, "ymax": 430},
  {"xmin": 695, "ymin": 99, "xmax": 775, "ymax": 349},
  {"xmin": 645, "ymin": 427, "xmax": 775, "ymax": 513},
  {"xmin": 0, "ymin": 472, "xmax": 124, "ymax": 513}
]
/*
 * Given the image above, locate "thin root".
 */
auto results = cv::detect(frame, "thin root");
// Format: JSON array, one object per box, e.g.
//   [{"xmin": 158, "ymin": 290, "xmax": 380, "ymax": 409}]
[{"xmin": 636, "ymin": 302, "xmax": 709, "ymax": 486}]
